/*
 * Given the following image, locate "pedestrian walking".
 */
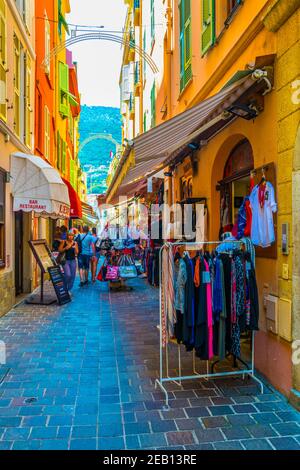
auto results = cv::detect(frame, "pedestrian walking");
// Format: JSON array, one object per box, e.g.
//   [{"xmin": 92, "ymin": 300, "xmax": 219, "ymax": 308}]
[
  {"xmin": 77, "ymin": 226, "xmax": 96, "ymax": 286},
  {"xmin": 91, "ymin": 227, "xmax": 101, "ymax": 283},
  {"xmin": 52, "ymin": 227, "xmax": 62, "ymax": 252},
  {"xmin": 60, "ymin": 225, "xmax": 68, "ymax": 241},
  {"xmin": 59, "ymin": 230, "xmax": 79, "ymax": 292}
]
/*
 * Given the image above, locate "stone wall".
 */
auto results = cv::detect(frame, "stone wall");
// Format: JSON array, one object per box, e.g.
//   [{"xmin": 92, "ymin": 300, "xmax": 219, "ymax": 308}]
[{"xmin": 0, "ymin": 270, "xmax": 15, "ymax": 318}]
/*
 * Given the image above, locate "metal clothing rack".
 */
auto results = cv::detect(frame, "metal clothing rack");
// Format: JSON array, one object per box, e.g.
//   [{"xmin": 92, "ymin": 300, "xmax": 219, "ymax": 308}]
[{"xmin": 155, "ymin": 241, "xmax": 264, "ymax": 408}]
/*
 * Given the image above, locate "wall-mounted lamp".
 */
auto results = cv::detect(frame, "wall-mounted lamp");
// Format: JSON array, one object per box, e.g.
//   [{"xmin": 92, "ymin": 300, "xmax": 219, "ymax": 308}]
[
  {"xmin": 227, "ymin": 103, "xmax": 259, "ymax": 120},
  {"xmin": 188, "ymin": 142, "xmax": 200, "ymax": 151},
  {"xmin": 5, "ymin": 171, "xmax": 11, "ymax": 183},
  {"xmin": 164, "ymin": 171, "xmax": 173, "ymax": 177}
]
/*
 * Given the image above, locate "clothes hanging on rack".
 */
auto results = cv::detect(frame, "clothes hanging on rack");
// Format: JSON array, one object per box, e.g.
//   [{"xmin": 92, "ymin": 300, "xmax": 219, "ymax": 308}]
[{"xmin": 164, "ymin": 245, "xmax": 259, "ymax": 362}]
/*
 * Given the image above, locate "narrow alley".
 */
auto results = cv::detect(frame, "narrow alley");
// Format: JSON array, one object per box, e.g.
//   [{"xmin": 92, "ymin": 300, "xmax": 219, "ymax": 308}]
[{"xmin": 0, "ymin": 279, "xmax": 300, "ymax": 451}]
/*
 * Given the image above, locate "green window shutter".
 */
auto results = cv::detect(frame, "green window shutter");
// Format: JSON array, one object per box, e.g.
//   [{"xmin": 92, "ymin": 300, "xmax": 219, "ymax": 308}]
[
  {"xmin": 59, "ymin": 62, "xmax": 69, "ymax": 93},
  {"xmin": 151, "ymin": 0, "xmax": 154, "ymax": 41},
  {"xmin": 59, "ymin": 62, "xmax": 69, "ymax": 118},
  {"xmin": 201, "ymin": 0, "xmax": 215, "ymax": 56},
  {"xmin": 179, "ymin": 0, "xmax": 192, "ymax": 92},
  {"xmin": 151, "ymin": 83, "xmax": 155, "ymax": 128}
]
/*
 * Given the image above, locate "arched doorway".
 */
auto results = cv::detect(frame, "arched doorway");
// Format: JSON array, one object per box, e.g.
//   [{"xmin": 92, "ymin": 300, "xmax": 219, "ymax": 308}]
[{"xmin": 219, "ymin": 139, "xmax": 254, "ymax": 234}]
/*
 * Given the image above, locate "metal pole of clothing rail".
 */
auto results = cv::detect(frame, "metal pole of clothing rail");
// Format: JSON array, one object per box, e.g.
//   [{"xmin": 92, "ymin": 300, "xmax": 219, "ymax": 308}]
[{"xmin": 155, "ymin": 241, "xmax": 264, "ymax": 409}]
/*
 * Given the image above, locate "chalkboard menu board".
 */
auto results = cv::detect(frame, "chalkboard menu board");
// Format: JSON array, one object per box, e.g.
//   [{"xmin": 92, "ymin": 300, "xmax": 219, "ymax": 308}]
[{"xmin": 48, "ymin": 266, "xmax": 71, "ymax": 306}]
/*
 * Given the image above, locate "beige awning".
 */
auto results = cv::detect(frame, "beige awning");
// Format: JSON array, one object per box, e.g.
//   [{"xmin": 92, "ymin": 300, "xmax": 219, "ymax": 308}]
[
  {"xmin": 114, "ymin": 71, "xmax": 271, "ymax": 197},
  {"xmin": 11, "ymin": 153, "xmax": 70, "ymax": 219}
]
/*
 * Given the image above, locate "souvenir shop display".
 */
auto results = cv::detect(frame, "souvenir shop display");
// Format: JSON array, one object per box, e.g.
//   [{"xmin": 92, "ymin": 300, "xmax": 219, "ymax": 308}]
[
  {"xmin": 97, "ymin": 239, "xmax": 138, "ymax": 290},
  {"xmin": 156, "ymin": 240, "xmax": 264, "ymax": 407}
]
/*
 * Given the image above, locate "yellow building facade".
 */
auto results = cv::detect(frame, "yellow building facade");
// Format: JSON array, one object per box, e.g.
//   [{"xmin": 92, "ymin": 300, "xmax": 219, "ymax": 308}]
[
  {"xmin": 108, "ymin": 0, "xmax": 300, "ymax": 405},
  {"xmin": 0, "ymin": 0, "xmax": 35, "ymax": 314}
]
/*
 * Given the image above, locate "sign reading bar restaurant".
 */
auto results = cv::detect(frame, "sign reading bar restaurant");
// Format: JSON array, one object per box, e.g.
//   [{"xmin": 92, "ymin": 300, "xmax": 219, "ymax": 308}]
[{"xmin": 13, "ymin": 198, "xmax": 70, "ymax": 219}]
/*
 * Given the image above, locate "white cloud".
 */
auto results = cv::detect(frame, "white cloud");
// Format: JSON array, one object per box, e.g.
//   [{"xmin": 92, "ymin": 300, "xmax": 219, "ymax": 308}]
[{"xmin": 68, "ymin": 0, "xmax": 127, "ymax": 107}]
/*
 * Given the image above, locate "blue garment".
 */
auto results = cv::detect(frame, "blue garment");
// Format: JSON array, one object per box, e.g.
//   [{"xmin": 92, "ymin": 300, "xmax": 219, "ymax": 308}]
[
  {"xmin": 79, "ymin": 233, "xmax": 95, "ymax": 256},
  {"xmin": 237, "ymin": 196, "xmax": 249, "ymax": 240},
  {"xmin": 213, "ymin": 258, "xmax": 223, "ymax": 321}
]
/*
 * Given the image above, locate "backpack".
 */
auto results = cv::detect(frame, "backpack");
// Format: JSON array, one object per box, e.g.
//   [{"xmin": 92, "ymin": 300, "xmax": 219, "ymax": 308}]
[{"xmin": 76, "ymin": 234, "xmax": 87, "ymax": 255}]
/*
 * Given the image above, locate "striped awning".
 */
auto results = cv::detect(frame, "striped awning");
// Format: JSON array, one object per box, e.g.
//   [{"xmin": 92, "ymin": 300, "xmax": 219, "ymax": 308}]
[{"xmin": 114, "ymin": 71, "xmax": 270, "ymax": 197}]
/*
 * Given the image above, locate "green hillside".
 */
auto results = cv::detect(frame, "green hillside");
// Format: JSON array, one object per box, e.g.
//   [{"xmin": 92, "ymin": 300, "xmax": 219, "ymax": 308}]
[{"xmin": 78, "ymin": 105, "xmax": 122, "ymax": 194}]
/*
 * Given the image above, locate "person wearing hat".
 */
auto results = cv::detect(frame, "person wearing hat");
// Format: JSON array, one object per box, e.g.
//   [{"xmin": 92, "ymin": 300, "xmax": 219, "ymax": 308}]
[{"xmin": 59, "ymin": 230, "xmax": 79, "ymax": 292}]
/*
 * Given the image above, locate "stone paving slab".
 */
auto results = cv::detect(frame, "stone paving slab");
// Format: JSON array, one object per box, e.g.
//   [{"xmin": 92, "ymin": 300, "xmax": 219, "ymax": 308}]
[{"xmin": 0, "ymin": 277, "xmax": 300, "ymax": 450}]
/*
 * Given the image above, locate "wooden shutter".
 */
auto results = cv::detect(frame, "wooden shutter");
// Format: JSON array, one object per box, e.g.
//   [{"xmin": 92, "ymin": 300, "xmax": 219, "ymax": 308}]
[
  {"xmin": 180, "ymin": 0, "xmax": 192, "ymax": 92},
  {"xmin": 151, "ymin": 83, "xmax": 155, "ymax": 128},
  {"xmin": 62, "ymin": 141, "xmax": 66, "ymax": 174},
  {"xmin": 59, "ymin": 62, "xmax": 69, "ymax": 118},
  {"xmin": 59, "ymin": 62, "xmax": 69, "ymax": 93},
  {"xmin": 201, "ymin": 0, "xmax": 215, "ymax": 56},
  {"xmin": 151, "ymin": 0, "xmax": 155, "ymax": 42},
  {"xmin": 45, "ymin": 17, "xmax": 51, "ymax": 75},
  {"xmin": 24, "ymin": 0, "xmax": 30, "ymax": 30},
  {"xmin": 0, "ymin": 0, "xmax": 6, "ymax": 120}
]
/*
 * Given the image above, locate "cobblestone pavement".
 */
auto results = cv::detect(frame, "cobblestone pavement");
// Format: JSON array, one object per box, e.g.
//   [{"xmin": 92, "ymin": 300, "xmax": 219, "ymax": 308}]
[{"xmin": 0, "ymin": 277, "xmax": 300, "ymax": 450}]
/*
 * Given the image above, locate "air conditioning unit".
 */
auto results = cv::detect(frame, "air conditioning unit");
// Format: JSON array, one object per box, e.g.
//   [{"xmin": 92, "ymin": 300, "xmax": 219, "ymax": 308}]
[{"xmin": 265, "ymin": 294, "xmax": 278, "ymax": 335}]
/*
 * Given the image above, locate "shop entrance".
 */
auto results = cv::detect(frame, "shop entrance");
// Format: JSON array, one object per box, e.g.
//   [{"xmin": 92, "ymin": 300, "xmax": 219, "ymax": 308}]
[{"xmin": 15, "ymin": 211, "xmax": 24, "ymax": 296}]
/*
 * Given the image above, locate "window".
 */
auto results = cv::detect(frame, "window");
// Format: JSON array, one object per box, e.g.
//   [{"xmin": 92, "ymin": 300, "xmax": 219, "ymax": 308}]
[
  {"xmin": 0, "ymin": 0, "xmax": 7, "ymax": 121},
  {"xmin": 143, "ymin": 29, "xmax": 146, "ymax": 82},
  {"xmin": 179, "ymin": 0, "xmax": 192, "ymax": 92},
  {"xmin": 0, "ymin": 168, "xmax": 5, "ymax": 268},
  {"xmin": 150, "ymin": 0, "xmax": 155, "ymax": 45},
  {"xmin": 15, "ymin": 0, "xmax": 30, "ymax": 28},
  {"xmin": 201, "ymin": 0, "xmax": 215, "ymax": 56},
  {"xmin": 58, "ymin": 0, "xmax": 69, "ymax": 37},
  {"xmin": 227, "ymin": 0, "xmax": 241, "ymax": 18},
  {"xmin": 25, "ymin": 53, "xmax": 31, "ymax": 147},
  {"xmin": 44, "ymin": 14, "xmax": 51, "ymax": 75},
  {"xmin": 13, "ymin": 34, "xmax": 21, "ymax": 137},
  {"xmin": 150, "ymin": 82, "xmax": 156, "ymax": 128},
  {"xmin": 44, "ymin": 106, "xmax": 50, "ymax": 160}
]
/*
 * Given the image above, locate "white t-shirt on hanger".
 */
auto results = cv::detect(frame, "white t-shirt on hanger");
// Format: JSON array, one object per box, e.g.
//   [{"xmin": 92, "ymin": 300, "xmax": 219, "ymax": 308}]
[{"xmin": 249, "ymin": 181, "xmax": 277, "ymax": 248}]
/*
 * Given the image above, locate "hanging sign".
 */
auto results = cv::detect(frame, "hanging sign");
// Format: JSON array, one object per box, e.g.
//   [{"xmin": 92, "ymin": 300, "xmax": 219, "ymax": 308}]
[{"xmin": 47, "ymin": 266, "xmax": 72, "ymax": 306}]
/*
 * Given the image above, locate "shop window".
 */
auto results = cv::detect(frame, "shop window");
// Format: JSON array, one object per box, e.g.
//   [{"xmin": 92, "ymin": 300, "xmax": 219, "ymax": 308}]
[
  {"xmin": 219, "ymin": 139, "xmax": 277, "ymax": 259},
  {"xmin": 0, "ymin": 169, "xmax": 5, "ymax": 268}
]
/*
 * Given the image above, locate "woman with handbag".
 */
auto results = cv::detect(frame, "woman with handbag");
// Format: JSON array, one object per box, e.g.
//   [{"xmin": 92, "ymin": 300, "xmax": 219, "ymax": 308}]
[{"xmin": 58, "ymin": 230, "xmax": 79, "ymax": 291}]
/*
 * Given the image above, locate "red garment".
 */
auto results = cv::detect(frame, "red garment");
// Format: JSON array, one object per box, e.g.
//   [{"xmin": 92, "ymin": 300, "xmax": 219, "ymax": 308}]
[
  {"xmin": 232, "ymin": 223, "xmax": 238, "ymax": 238},
  {"xmin": 244, "ymin": 200, "xmax": 252, "ymax": 237}
]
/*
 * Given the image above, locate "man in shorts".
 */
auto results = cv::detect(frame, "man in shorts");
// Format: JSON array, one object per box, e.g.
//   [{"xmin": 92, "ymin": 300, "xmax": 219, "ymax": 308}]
[{"xmin": 78, "ymin": 226, "xmax": 96, "ymax": 286}]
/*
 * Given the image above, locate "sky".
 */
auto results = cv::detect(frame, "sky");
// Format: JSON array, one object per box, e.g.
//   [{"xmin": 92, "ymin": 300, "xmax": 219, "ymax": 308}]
[{"xmin": 68, "ymin": 0, "xmax": 127, "ymax": 107}]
